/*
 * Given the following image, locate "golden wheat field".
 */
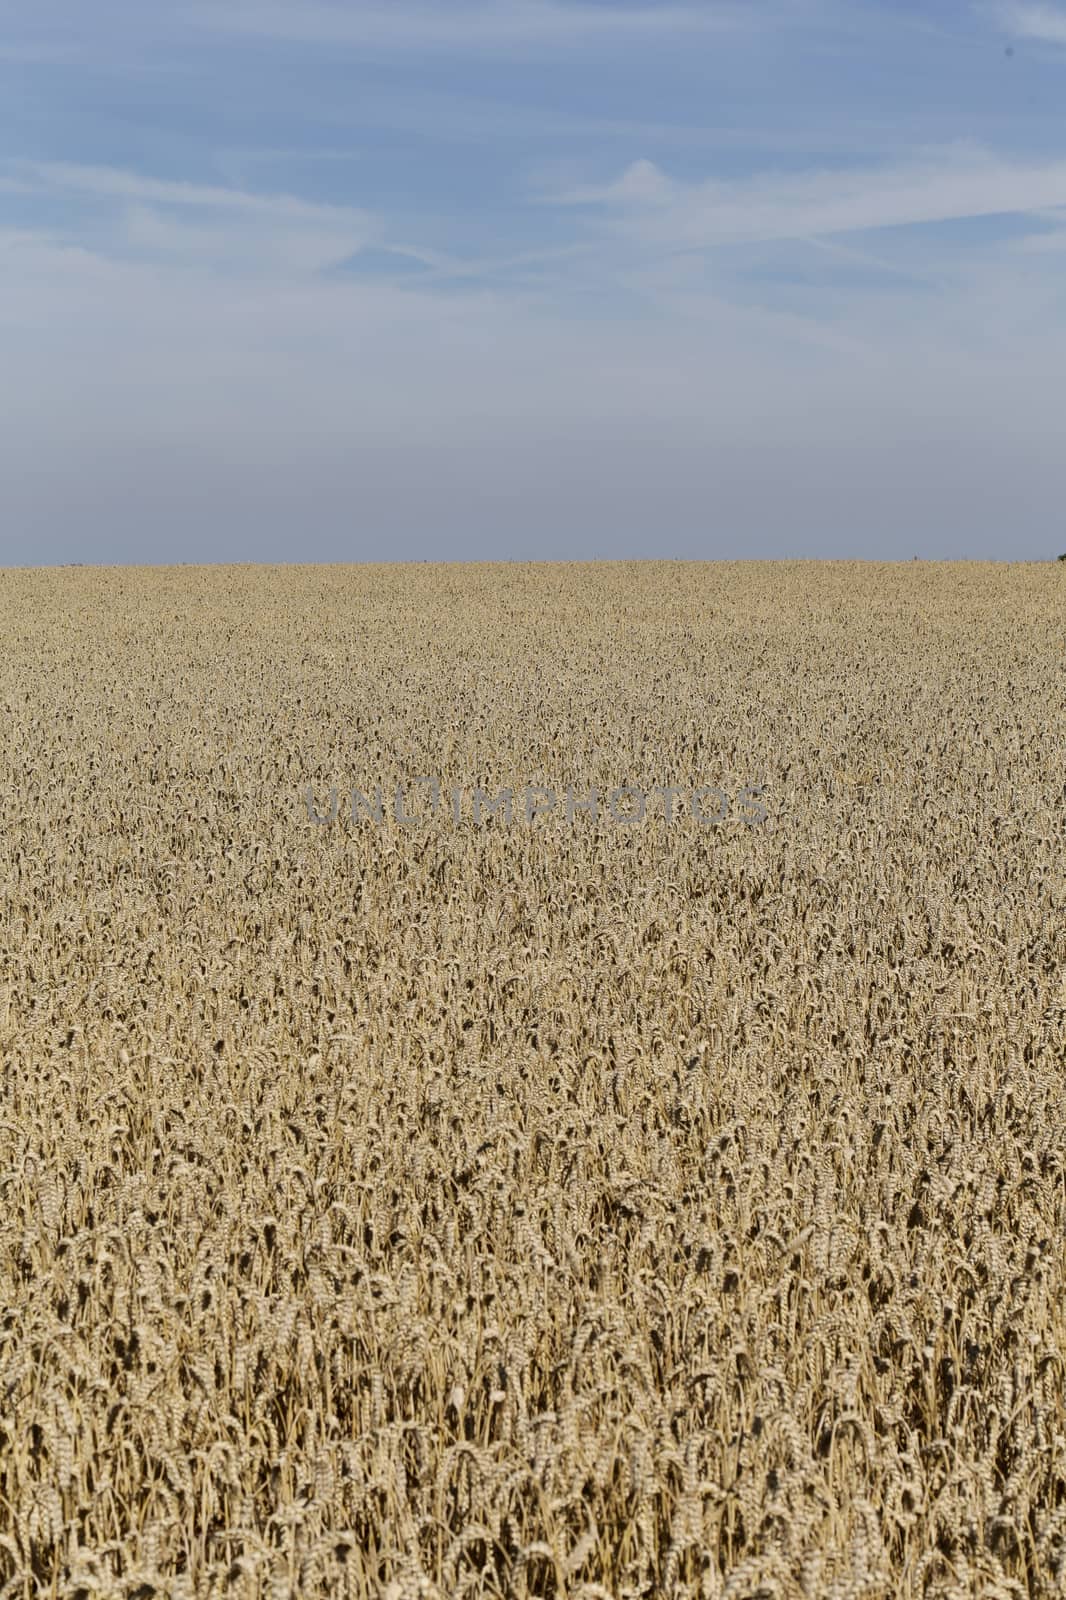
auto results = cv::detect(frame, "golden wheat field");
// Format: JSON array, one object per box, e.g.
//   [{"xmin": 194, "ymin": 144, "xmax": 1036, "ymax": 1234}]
[{"xmin": 0, "ymin": 560, "xmax": 1064, "ymax": 1600}]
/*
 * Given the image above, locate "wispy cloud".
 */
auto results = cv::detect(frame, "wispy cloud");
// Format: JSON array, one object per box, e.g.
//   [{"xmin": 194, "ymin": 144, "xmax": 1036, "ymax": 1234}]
[
  {"xmin": 800, "ymin": 233, "xmax": 944, "ymax": 288},
  {"xmin": 548, "ymin": 144, "xmax": 1066, "ymax": 245},
  {"xmin": 997, "ymin": 3, "xmax": 1066, "ymax": 43},
  {"xmin": 3, "ymin": 1, "xmax": 1066, "ymax": 559},
  {"xmin": 7, "ymin": 159, "xmax": 601, "ymax": 287},
  {"xmin": 17, "ymin": 161, "xmax": 373, "ymax": 227},
  {"xmin": 182, "ymin": 0, "xmax": 758, "ymax": 54},
  {"xmin": 9, "ymin": 162, "xmax": 379, "ymax": 275},
  {"xmin": 1012, "ymin": 218, "xmax": 1066, "ymax": 248}
]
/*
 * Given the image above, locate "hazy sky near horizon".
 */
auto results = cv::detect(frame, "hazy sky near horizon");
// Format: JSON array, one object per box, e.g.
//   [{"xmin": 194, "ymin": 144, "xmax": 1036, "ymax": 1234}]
[{"xmin": 2, "ymin": 0, "xmax": 1065, "ymax": 563}]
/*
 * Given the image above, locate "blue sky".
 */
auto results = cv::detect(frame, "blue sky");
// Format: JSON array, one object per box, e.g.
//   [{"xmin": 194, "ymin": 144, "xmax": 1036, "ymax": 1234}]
[{"xmin": 2, "ymin": 0, "xmax": 1065, "ymax": 562}]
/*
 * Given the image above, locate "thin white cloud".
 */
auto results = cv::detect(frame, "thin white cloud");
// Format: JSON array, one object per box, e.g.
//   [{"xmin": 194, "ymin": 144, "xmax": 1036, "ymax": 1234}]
[
  {"xmin": 1012, "ymin": 221, "xmax": 1066, "ymax": 249},
  {"xmin": 121, "ymin": 206, "xmax": 369, "ymax": 273},
  {"xmin": 2, "ymin": 201, "xmax": 1065, "ymax": 563},
  {"xmin": 548, "ymin": 145, "xmax": 1066, "ymax": 245},
  {"xmin": 182, "ymin": 0, "xmax": 756, "ymax": 53},
  {"xmin": 997, "ymin": 2, "xmax": 1066, "ymax": 43},
  {"xmin": 17, "ymin": 161, "xmax": 374, "ymax": 228},
  {"xmin": 801, "ymin": 234, "xmax": 944, "ymax": 288},
  {"xmin": 8, "ymin": 161, "xmax": 379, "ymax": 277}
]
